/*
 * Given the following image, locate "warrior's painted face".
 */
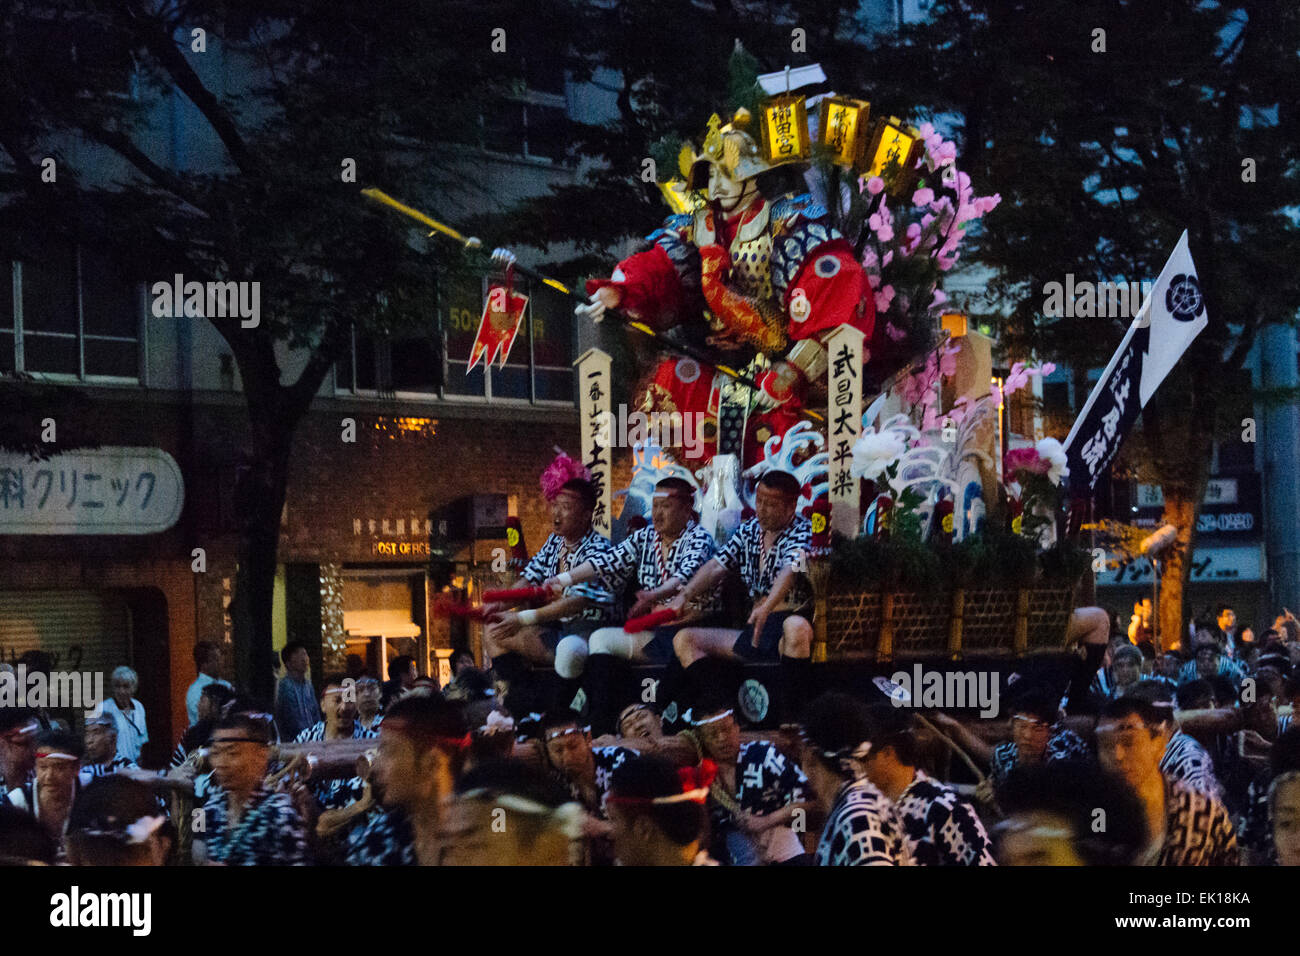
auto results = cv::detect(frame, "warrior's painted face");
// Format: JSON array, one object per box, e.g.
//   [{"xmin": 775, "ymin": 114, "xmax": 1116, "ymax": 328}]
[{"xmin": 707, "ymin": 163, "xmax": 758, "ymax": 213}]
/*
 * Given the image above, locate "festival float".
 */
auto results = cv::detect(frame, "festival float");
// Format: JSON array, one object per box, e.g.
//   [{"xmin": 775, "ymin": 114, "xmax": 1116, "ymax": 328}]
[
  {"xmin": 365, "ymin": 54, "xmax": 1096, "ymax": 723},
  {"xmin": 585, "ymin": 65, "xmax": 1089, "ymax": 673}
]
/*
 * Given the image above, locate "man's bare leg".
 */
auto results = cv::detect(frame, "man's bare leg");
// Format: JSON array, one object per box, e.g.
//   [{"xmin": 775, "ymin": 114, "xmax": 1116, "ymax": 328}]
[
  {"xmin": 777, "ymin": 615, "xmax": 812, "ymax": 659},
  {"xmin": 673, "ymin": 627, "xmax": 744, "ymax": 667}
]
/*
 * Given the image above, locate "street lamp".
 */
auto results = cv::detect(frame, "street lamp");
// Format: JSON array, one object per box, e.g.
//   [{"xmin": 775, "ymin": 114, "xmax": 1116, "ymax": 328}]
[{"xmin": 941, "ymin": 312, "xmax": 969, "ymax": 339}]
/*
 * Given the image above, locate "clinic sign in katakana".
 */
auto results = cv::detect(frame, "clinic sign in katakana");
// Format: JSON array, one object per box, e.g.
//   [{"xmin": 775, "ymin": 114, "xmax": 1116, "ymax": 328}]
[{"xmin": 0, "ymin": 447, "xmax": 183, "ymax": 535}]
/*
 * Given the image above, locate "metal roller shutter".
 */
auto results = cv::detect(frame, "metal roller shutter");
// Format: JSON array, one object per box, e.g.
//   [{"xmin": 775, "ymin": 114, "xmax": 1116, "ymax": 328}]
[{"xmin": 0, "ymin": 590, "xmax": 131, "ymax": 680}]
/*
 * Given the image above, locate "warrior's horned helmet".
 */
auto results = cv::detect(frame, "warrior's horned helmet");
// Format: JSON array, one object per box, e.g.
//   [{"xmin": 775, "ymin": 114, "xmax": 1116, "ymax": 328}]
[{"xmin": 682, "ymin": 109, "xmax": 772, "ymax": 190}]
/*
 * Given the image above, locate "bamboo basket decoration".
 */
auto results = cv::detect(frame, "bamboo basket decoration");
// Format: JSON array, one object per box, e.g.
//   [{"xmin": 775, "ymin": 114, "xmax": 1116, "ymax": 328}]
[{"xmin": 820, "ymin": 585, "xmax": 1076, "ymax": 661}]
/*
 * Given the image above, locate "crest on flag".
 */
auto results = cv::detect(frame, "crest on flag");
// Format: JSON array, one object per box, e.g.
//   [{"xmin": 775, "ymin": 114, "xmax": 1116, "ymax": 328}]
[
  {"xmin": 1165, "ymin": 274, "xmax": 1204, "ymax": 322},
  {"xmin": 467, "ymin": 283, "xmax": 528, "ymax": 372}
]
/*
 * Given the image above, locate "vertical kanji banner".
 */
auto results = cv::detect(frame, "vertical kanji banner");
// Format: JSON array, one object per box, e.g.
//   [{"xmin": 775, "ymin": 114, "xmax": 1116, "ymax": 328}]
[
  {"xmin": 1064, "ymin": 231, "xmax": 1208, "ymax": 492},
  {"xmin": 575, "ymin": 347, "xmax": 613, "ymax": 537},
  {"xmin": 825, "ymin": 324, "xmax": 864, "ymax": 537}
]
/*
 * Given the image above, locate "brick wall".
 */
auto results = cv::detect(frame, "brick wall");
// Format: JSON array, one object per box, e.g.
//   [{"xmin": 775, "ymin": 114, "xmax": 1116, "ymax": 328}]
[{"xmin": 1, "ymin": 391, "xmax": 648, "ymax": 748}]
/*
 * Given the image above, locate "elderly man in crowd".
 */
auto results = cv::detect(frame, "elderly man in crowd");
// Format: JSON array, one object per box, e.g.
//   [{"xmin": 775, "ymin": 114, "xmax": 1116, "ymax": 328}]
[{"xmin": 99, "ymin": 666, "xmax": 149, "ymax": 764}]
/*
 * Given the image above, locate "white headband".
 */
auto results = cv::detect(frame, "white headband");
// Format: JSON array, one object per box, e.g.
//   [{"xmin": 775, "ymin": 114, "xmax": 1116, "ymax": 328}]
[{"xmin": 459, "ymin": 789, "xmax": 587, "ymax": 842}]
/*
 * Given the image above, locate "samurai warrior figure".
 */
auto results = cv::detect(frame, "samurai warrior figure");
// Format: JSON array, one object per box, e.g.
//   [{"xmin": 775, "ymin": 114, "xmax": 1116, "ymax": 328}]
[{"xmin": 581, "ymin": 108, "xmax": 877, "ymax": 465}]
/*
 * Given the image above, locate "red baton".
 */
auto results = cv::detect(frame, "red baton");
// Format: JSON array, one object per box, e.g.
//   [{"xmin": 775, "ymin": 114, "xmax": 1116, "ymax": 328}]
[
  {"xmin": 482, "ymin": 586, "xmax": 552, "ymax": 604},
  {"xmin": 624, "ymin": 609, "xmax": 678, "ymax": 633}
]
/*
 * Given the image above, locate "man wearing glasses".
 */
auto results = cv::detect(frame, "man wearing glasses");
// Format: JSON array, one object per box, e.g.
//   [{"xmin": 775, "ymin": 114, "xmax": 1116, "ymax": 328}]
[
  {"xmin": 1096, "ymin": 696, "xmax": 1239, "ymax": 865},
  {"xmin": 931, "ymin": 686, "xmax": 1092, "ymax": 805},
  {"xmin": 195, "ymin": 712, "xmax": 308, "ymax": 865}
]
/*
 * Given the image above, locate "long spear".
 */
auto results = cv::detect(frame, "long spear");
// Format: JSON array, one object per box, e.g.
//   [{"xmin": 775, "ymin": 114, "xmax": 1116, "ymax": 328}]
[{"xmin": 360, "ymin": 186, "xmax": 825, "ymax": 421}]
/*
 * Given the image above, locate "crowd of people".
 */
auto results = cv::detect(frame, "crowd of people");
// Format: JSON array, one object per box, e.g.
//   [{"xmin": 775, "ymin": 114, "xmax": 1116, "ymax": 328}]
[{"xmin": 1, "ymin": 469, "xmax": 1297, "ymax": 867}]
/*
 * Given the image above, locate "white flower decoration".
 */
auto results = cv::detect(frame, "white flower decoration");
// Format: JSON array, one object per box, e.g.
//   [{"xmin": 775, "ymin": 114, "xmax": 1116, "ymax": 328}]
[
  {"xmin": 1035, "ymin": 437, "xmax": 1070, "ymax": 485},
  {"xmin": 850, "ymin": 430, "xmax": 907, "ymax": 481}
]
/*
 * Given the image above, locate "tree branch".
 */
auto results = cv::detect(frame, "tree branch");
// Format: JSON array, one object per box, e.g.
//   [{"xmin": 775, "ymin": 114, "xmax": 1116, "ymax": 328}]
[
  {"xmin": 122, "ymin": 2, "xmax": 258, "ymax": 176},
  {"xmin": 78, "ymin": 123, "xmax": 205, "ymax": 212},
  {"xmin": 285, "ymin": 313, "xmax": 353, "ymax": 419}
]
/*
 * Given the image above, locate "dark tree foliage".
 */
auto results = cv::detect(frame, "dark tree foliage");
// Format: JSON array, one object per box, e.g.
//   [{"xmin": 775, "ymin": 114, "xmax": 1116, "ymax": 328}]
[
  {"xmin": 0, "ymin": 0, "xmax": 569, "ymax": 698},
  {"xmin": 871, "ymin": 0, "xmax": 1300, "ymax": 636}
]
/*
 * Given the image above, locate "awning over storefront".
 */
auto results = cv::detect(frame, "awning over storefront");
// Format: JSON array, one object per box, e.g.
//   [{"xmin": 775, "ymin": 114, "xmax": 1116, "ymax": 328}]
[{"xmin": 342, "ymin": 609, "xmax": 420, "ymax": 639}]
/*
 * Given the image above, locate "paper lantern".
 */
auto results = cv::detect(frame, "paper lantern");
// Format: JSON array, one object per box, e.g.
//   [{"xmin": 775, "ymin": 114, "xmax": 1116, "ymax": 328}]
[
  {"xmin": 817, "ymin": 97, "xmax": 871, "ymax": 169},
  {"xmin": 758, "ymin": 95, "xmax": 810, "ymax": 165}
]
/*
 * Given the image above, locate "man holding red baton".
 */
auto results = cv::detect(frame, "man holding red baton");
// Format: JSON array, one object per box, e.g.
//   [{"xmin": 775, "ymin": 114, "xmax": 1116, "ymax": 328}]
[
  {"xmin": 482, "ymin": 476, "xmax": 615, "ymax": 677},
  {"xmin": 666, "ymin": 470, "xmax": 813, "ymax": 719},
  {"xmin": 543, "ymin": 477, "xmax": 723, "ymax": 734}
]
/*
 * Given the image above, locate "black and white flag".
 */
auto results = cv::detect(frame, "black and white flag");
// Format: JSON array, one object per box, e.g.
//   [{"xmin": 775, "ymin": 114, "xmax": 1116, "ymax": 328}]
[{"xmin": 1063, "ymin": 231, "xmax": 1208, "ymax": 492}]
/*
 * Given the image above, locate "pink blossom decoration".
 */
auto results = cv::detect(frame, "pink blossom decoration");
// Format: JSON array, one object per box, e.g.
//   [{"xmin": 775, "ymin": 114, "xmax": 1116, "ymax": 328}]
[
  {"xmin": 866, "ymin": 176, "xmax": 885, "ymax": 195},
  {"xmin": 938, "ymin": 343, "xmax": 959, "ymax": 377},
  {"xmin": 874, "ymin": 284, "xmax": 896, "ymax": 313},
  {"xmin": 1004, "ymin": 447, "xmax": 1050, "ymax": 477}
]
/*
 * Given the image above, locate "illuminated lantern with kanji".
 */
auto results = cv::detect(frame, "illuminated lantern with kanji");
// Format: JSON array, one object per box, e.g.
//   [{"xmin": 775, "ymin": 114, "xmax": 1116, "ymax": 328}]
[
  {"xmin": 864, "ymin": 116, "xmax": 924, "ymax": 196},
  {"xmin": 817, "ymin": 97, "xmax": 870, "ymax": 169},
  {"xmin": 758, "ymin": 95, "xmax": 810, "ymax": 164}
]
